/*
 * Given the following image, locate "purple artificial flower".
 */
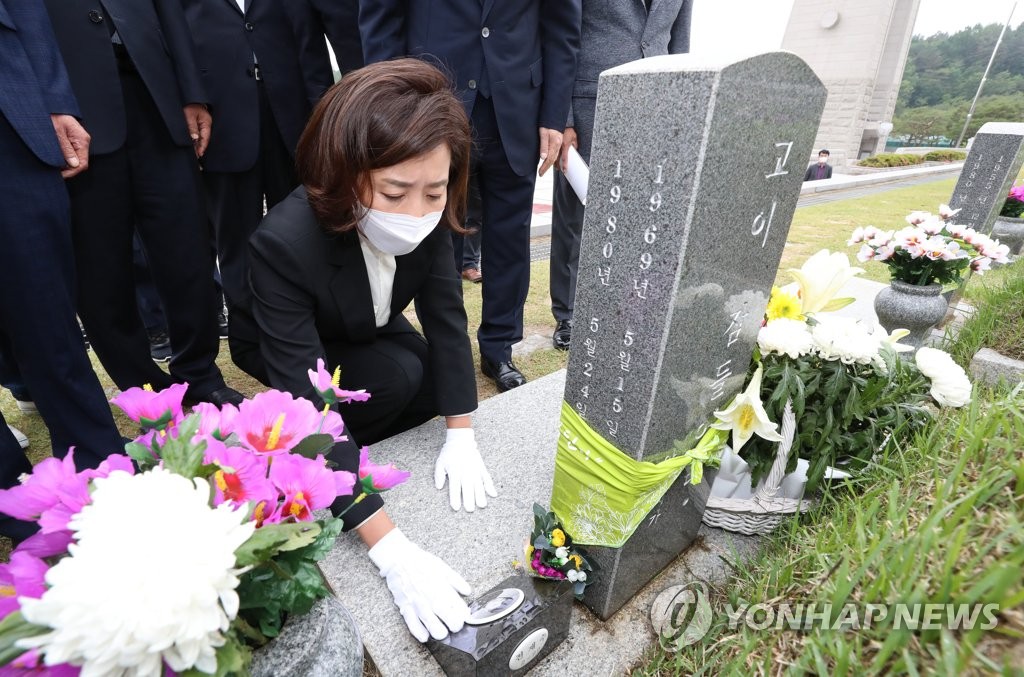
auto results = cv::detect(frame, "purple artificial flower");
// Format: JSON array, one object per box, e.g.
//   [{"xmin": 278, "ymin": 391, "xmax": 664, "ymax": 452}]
[
  {"xmin": 111, "ymin": 383, "xmax": 188, "ymax": 430},
  {"xmin": 357, "ymin": 446, "xmax": 410, "ymax": 494},
  {"xmin": 203, "ymin": 440, "xmax": 278, "ymax": 524},
  {"xmin": 308, "ymin": 358, "xmax": 372, "ymax": 406},
  {"xmin": 267, "ymin": 453, "xmax": 356, "ymax": 522},
  {"xmin": 233, "ymin": 390, "xmax": 347, "ymax": 455},
  {"xmin": 0, "ymin": 551, "xmax": 48, "ymax": 618},
  {"xmin": 192, "ymin": 401, "xmax": 239, "ymax": 440}
]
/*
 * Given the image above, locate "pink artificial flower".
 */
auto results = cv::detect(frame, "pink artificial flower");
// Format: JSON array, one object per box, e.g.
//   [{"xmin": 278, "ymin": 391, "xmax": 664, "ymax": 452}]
[
  {"xmin": 0, "ymin": 451, "xmax": 134, "ymax": 556},
  {"xmin": 9, "ymin": 651, "xmax": 81, "ymax": 676},
  {"xmin": 971, "ymin": 256, "xmax": 992, "ymax": 273},
  {"xmin": 847, "ymin": 227, "xmax": 866, "ymax": 245},
  {"xmin": 233, "ymin": 390, "xmax": 347, "ymax": 455},
  {"xmin": 357, "ymin": 446, "xmax": 410, "ymax": 494},
  {"xmin": 203, "ymin": 441, "xmax": 277, "ymax": 523},
  {"xmin": 193, "ymin": 402, "xmax": 238, "ymax": 440},
  {"xmin": 980, "ymin": 241, "xmax": 1011, "ymax": 264},
  {"xmin": 1009, "ymin": 185, "xmax": 1024, "ymax": 202},
  {"xmin": 875, "ymin": 244, "xmax": 896, "ymax": 261},
  {"xmin": 919, "ymin": 217, "xmax": 945, "ymax": 236},
  {"xmin": 267, "ymin": 454, "xmax": 355, "ymax": 522},
  {"xmin": 938, "ymin": 203, "xmax": 961, "ymax": 220},
  {"xmin": 867, "ymin": 230, "xmax": 894, "ymax": 247},
  {"xmin": 0, "ymin": 551, "xmax": 48, "ymax": 618},
  {"xmin": 308, "ymin": 358, "xmax": 372, "ymax": 405},
  {"xmin": 946, "ymin": 223, "xmax": 967, "ymax": 239},
  {"xmin": 905, "ymin": 211, "xmax": 932, "ymax": 225},
  {"xmin": 960, "ymin": 227, "xmax": 981, "ymax": 245},
  {"xmin": 856, "ymin": 244, "xmax": 876, "ymax": 263},
  {"xmin": 111, "ymin": 383, "xmax": 188, "ymax": 430}
]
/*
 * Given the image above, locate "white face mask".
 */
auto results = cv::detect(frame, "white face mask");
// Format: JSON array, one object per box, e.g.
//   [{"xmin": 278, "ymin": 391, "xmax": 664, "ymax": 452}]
[{"xmin": 357, "ymin": 205, "xmax": 443, "ymax": 256}]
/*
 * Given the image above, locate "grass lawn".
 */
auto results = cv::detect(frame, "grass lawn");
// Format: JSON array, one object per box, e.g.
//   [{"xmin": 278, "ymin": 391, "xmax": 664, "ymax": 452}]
[{"xmin": 640, "ymin": 385, "xmax": 1024, "ymax": 675}]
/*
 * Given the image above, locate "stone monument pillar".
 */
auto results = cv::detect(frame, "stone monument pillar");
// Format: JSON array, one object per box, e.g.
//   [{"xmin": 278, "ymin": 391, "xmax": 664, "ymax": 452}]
[
  {"xmin": 556, "ymin": 51, "xmax": 826, "ymax": 621},
  {"xmin": 947, "ymin": 122, "xmax": 1024, "ymax": 236}
]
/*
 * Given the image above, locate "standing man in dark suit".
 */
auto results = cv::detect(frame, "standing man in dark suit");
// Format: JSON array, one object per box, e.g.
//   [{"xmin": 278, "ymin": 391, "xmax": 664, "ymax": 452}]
[
  {"xmin": 551, "ymin": 0, "xmax": 692, "ymax": 351},
  {"xmin": 287, "ymin": 0, "xmax": 361, "ymax": 97},
  {"xmin": 360, "ymin": 0, "xmax": 582, "ymax": 392},
  {"xmin": 0, "ymin": 0, "xmax": 124, "ymax": 540},
  {"xmin": 42, "ymin": 0, "xmax": 242, "ymax": 406},
  {"xmin": 803, "ymin": 149, "xmax": 833, "ymax": 181},
  {"xmin": 179, "ymin": 0, "xmax": 333, "ymax": 372}
]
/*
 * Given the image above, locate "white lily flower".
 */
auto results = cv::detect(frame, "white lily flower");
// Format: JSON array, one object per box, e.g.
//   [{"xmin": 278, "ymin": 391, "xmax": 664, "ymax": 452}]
[
  {"xmin": 915, "ymin": 347, "xmax": 972, "ymax": 407},
  {"xmin": 711, "ymin": 365, "xmax": 784, "ymax": 452},
  {"xmin": 871, "ymin": 325, "xmax": 913, "ymax": 353},
  {"xmin": 938, "ymin": 203, "xmax": 961, "ymax": 220},
  {"xmin": 788, "ymin": 250, "xmax": 864, "ymax": 314}
]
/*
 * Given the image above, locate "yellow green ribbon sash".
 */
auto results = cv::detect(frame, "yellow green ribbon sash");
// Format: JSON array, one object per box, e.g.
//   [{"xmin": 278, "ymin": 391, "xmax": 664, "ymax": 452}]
[{"xmin": 551, "ymin": 402, "xmax": 726, "ymax": 548}]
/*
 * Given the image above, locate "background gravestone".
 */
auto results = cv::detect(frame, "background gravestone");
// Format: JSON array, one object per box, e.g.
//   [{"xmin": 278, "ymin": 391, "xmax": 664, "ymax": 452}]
[
  {"xmin": 560, "ymin": 51, "xmax": 826, "ymax": 620},
  {"xmin": 948, "ymin": 122, "xmax": 1024, "ymax": 235}
]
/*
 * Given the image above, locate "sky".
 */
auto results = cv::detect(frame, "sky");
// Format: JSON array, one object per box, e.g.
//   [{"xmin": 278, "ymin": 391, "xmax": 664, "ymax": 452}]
[{"xmin": 690, "ymin": 0, "xmax": 1024, "ymax": 59}]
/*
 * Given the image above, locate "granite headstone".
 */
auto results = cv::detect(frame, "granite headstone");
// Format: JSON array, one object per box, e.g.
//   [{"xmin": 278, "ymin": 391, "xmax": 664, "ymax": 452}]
[
  {"xmin": 947, "ymin": 122, "xmax": 1024, "ymax": 235},
  {"xmin": 250, "ymin": 594, "xmax": 362, "ymax": 677},
  {"xmin": 559, "ymin": 51, "xmax": 826, "ymax": 620}
]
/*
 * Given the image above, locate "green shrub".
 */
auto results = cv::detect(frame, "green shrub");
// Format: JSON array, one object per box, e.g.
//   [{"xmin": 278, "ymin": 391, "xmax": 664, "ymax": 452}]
[
  {"xmin": 922, "ymin": 150, "xmax": 967, "ymax": 162},
  {"xmin": 857, "ymin": 153, "xmax": 925, "ymax": 168}
]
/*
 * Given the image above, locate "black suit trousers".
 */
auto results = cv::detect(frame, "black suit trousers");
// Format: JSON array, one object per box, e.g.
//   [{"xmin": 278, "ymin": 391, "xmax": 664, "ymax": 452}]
[
  {"xmin": 471, "ymin": 95, "xmax": 537, "ymax": 363},
  {"xmin": 204, "ymin": 82, "xmax": 298, "ymax": 366},
  {"xmin": 67, "ymin": 68, "xmax": 224, "ymax": 397},
  {"xmin": 0, "ymin": 114, "xmax": 123, "ymax": 538}
]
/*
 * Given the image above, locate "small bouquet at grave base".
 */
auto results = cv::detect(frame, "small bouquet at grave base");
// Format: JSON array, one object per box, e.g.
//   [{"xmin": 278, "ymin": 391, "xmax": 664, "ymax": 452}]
[
  {"xmin": 999, "ymin": 184, "xmax": 1024, "ymax": 218},
  {"xmin": 0, "ymin": 360, "xmax": 408, "ymax": 677},
  {"xmin": 850, "ymin": 203, "xmax": 1010, "ymax": 285},
  {"xmin": 519, "ymin": 504, "xmax": 596, "ymax": 599},
  {"xmin": 710, "ymin": 249, "xmax": 972, "ymax": 491}
]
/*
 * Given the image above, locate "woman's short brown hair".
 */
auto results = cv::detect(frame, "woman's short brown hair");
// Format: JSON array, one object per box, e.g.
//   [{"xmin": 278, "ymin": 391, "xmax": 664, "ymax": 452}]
[{"xmin": 296, "ymin": 58, "xmax": 472, "ymax": 234}]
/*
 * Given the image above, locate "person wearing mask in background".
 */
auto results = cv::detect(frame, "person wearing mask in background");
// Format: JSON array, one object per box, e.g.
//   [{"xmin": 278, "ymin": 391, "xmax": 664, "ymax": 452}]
[
  {"xmin": 42, "ymin": 0, "xmax": 242, "ymax": 406},
  {"xmin": 550, "ymin": 0, "xmax": 693, "ymax": 351},
  {"xmin": 804, "ymin": 148, "xmax": 833, "ymax": 181}
]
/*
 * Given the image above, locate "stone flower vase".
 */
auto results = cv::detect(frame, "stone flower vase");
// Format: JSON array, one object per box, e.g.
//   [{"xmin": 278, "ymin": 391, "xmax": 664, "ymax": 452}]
[
  {"xmin": 992, "ymin": 216, "xmax": 1024, "ymax": 259},
  {"xmin": 874, "ymin": 280, "xmax": 948, "ymax": 349},
  {"xmin": 250, "ymin": 594, "xmax": 363, "ymax": 677}
]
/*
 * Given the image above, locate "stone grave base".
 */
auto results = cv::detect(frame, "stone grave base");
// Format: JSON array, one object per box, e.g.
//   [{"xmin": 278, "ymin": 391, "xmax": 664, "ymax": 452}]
[{"xmin": 320, "ymin": 371, "xmax": 761, "ymax": 675}]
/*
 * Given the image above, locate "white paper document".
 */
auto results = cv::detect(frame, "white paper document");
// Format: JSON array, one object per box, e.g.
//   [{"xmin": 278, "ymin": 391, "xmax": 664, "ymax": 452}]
[{"xmin": 564, "ymin": 145, "xmax": 590, "ymax": 205}]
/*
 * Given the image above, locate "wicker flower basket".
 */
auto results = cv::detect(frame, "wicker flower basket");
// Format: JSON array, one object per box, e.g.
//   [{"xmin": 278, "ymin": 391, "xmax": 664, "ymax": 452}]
[{"xmin": 702, "ymin": 401, "xmax": 812, "ymax": 536}]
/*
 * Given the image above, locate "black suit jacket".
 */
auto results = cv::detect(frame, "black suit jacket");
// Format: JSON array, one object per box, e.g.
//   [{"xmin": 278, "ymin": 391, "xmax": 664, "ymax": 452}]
[
  {"xmin": 180, "ymin": 0, "xmax": 330, "ymax": 173},
  {"xmin": 42, "ymin": 0, "xmax": 206, "ymax": 155},
  {"xmin": 286, "ymin": 0, "xmax": 361, "ymax": 104},
  {"xmin": 248, "ymin": 187, "xmax": 478, "ymax": 417},
  {"xmin": 360, "ymin": 0, "xmax": 581, "ymax": 177},
  {"xmin": 804, "ymin": 162, "xmax": 833, "ymax": 181},
  {"xmin": 0, "ymin": 0, "xmax": 80, "ymax": 168}
]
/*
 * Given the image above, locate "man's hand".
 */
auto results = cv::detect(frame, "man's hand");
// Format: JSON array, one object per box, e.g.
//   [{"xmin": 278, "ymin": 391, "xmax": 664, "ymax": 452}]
[
  {"xmin": 51, "ymin": 115, "xmax": 90, "ymax": 179},
  {"xmin": 538, "ymin": 127, "xmax": 563, "ymax": 176},
  {"xmin": 559, "ymin": 127, "xmax": 578, "ymax": 173},
  {"xmin": 183, "ymin": 104, "xmax": 212, "ymax": 157}
]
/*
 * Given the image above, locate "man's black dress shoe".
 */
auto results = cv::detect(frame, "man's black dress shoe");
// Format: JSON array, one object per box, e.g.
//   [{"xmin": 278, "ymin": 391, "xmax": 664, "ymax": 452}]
[
  {"xmin": 188, "ymin": 386, "xmax": 245, "ymax": 408},
  {"xmin": 480, "ymin": 357, "xmax": 527, "ymax": 392},
  {"xmin": 553, "ymin": 319, "xmax": 572, "ymax": 350}
]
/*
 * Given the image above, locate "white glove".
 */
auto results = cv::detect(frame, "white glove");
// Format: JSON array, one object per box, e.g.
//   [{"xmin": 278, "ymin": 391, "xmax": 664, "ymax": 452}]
[
  {"xmin": 434, "ymin": 428, "xmax": 498, "ymax": 512},
  {"xmin": 368, "ymin": 528, "xmax": 472, "ymax": 642}
]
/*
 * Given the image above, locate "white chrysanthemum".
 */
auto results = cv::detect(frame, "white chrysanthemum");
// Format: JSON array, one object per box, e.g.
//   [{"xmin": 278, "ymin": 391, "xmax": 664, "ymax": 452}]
[
  {"xmin": 758, "ymin": 318, "xmax": 814, "ymax": 359},
  {"xmin": 811, "ymin": 316, "xmax": 882, "ymax": 365},
  {"xmin": 915, "ymin": 347, "xmax": 973, "ymax": 407},
  {"xmin": 18, "ymin": 468, "xmax": 255, "ymax": 677}
]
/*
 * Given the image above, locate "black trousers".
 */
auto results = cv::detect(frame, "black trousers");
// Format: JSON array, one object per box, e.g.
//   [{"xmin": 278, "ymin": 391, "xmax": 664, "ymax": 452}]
[
  {"xmin": 204, "ymin": 82, "xmax": 298, "ymax": 369},
  {"xmin": 66, "ymin": 69, "xmax": 225, "ymax": 397},
  {"xmin": 231, "ymin": 323, "xmax": 438, "ymax": 447},
  {"xmin": 451, "ymin": 171, "xmax": 483, "ymax": 272},
  {"xmin": 0, "ymin": 114, "xmax": 123, "ymax": 538},
  {"xmin": 471, "ymin": 95, "xmax": 537, "ymax": 363}
]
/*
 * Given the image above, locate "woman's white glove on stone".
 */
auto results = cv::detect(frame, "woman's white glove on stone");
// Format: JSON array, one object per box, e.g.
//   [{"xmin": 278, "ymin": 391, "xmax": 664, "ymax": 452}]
[
  {"xmin": 434, "ymin": 428, "xmax": 497, "ymax": 512},
  {"xmin": 368, "ymin": 528, "xmax": 472, "ymax": 642}
]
